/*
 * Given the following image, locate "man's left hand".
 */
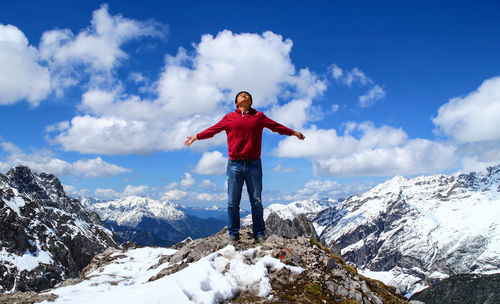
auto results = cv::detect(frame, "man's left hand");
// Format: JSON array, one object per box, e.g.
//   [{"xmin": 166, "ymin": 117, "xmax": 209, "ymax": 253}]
[{"xmin": 293, "ymin": 131, "xmax": 305, "ymax": 140}]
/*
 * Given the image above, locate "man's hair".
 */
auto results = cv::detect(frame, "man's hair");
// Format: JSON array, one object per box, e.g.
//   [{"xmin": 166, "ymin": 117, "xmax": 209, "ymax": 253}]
[{"xmin": 235, "ymin": 91, "xmax": 253, "ymax": 105}]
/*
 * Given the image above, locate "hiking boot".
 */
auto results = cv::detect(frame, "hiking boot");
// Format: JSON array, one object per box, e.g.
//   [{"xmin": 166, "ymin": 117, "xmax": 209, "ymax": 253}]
[
  {"xmin": 254, "ymin": 234, "xmax": 266, "ymax": 244},
  {"xmin": 228, "ymin": 235, "xmax": 240, "ymax": 245}
]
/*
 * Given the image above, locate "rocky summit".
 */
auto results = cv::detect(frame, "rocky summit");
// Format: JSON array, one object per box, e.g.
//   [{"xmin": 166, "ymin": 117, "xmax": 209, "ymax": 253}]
[
  {"xmin": 0, "ymin": 166, "xmax": 118, "ymax": 293},
  {"xmin": 0, "ymin": 215, "xmax": 410, "ymax": 304}
]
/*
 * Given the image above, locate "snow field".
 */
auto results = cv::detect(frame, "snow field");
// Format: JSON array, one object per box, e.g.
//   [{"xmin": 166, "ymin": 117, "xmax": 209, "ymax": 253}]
[{"xmin": 39, "ymin": 245, "xmax": 303, "ymax": 304}]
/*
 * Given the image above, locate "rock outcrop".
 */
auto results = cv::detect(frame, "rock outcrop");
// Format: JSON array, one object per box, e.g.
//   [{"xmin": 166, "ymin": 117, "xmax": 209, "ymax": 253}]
[
  {"xmin": 2, "ymin": 216, "xmax": 410, "ymax": 303},
  {"xmin": 0, "ymin": 166, "xmax": 118, "ymax": 293}
]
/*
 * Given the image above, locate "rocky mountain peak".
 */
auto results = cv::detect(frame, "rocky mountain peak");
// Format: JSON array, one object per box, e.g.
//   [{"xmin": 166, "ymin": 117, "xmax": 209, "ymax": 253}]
[
  {"xmin": 0, "ymin": 216, "xmax": 409, "ymax": 304},
  {"xmin": 0, "ymin": 166, "xmax": 118, "ymax": 293}
]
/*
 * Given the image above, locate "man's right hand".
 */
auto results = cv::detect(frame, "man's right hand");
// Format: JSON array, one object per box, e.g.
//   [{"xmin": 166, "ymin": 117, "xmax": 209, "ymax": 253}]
[{"xmin": 184, "ymin": 135, "xmax": 197, "ymax": 147}]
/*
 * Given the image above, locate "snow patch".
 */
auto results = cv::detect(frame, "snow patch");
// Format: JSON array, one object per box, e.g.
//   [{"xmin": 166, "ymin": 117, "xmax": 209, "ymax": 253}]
[
  {"xmin": 0, "ymin": 247, "xmax": 54, "ymax": 272},
  {"xmin": 41, "ymin": 245, "xmax": 303, "ymax": 303},
  {"xmin": 4, "ymin": 196, "xmax": 26, "ymax": 216}
]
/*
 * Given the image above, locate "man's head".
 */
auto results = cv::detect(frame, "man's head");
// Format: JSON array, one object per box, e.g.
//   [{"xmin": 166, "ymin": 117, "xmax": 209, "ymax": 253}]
[{"xmin": 235, "ymin": 91, "xmax": 252, "ymax": 108}]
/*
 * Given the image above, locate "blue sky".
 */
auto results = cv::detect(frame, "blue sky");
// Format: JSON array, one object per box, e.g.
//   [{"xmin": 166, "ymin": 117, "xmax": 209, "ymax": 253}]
[{"xmin": 1, "ymin": 1, "xmax": 499, "ymax": 207}]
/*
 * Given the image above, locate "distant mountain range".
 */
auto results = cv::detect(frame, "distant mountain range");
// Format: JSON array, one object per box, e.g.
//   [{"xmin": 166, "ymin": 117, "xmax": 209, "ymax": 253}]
[
  {"xmin": 82, "ymin": 196, "xmax": 228, "ymax": 246},
  {"xmin": 241, "ymin": 198, "xmax": 338, "ymax": 226}
]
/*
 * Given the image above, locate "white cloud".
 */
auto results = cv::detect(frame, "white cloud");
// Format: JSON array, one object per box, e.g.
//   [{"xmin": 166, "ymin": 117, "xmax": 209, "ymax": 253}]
[
  {"xmin": 180, "ymin": 172, "xmax": 195, "ymax": 189},
  {"xmin": 162, "ymin": 189, "xmax": 188, "ymax": 201},
  {"xmin": 39, "ymin": 4, "xmax": 165, "ymax": 94},
  {"xmin": 359, "ymin": 84, "xmax": 386, "ymax": 108},
  {"xmin": 275, "ymin": 123, "xmax": 457, "ymax": 177},
  {"xmin": 272, "ymin": 164, "xmax": 294, "ymax": 173},
  {"xmin": 123, "ymin": 184, "xmax": 149, "ymax": 197},
  {"xmin": 330, "ymin": 64, "xmax": 343, "ymax": 80},
  {"xmin": 433, "ymin": 76, "xmax": 500, "ymax": 143},
  {"xmin": 330, "ymin": 64, "xmax": 385, "ymax": 107},
  {"xmin": 200, "ymin": 179, "xmax": 217, "ymax": 189},
  {"xmin": 95, "ymin": 188, "xmax": 120, "ymax": 199},
  {"xmin": 49, "ymin": 29, "xmax": 325, "ymax": 155},
  {"xmin": 196, "ymin": 193, "xmax": 227, "ymax": 201},
  {"xmin": 157, "ymin": 30, "xmax": 296, "ymax": 116},
  {"xmin": 268, "ymin": 99, "xmax": 313, "ymax": 130},
  {"xmin": 192, "ymin": 151, "xmax": 228, "ymax": 175},
  {"xmin": 283, "ymin": 179, "xmax": 371, "ymax": 201},
  {"xmin": 0, "ymin": 140, "xmax": 130, "ymax": 178},
  {"xmin": 331, "ymin": 65, "xmax": 372, "ymax": 87},
  {"xmin": 72, "ymin": 157, "xmax": 131, "ymax": 178},
  {"xmin": 0, "ymin": 24, "xmax": 51, "ymax": 106}
]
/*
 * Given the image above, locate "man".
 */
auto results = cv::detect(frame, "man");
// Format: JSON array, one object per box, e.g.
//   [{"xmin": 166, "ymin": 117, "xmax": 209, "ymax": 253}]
[{"xmin": 184, "ymin": 91, "xmax": 305, "ymax": 243}]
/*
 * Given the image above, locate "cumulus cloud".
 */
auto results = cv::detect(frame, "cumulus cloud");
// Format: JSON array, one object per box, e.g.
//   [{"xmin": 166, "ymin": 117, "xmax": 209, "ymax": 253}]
[
  {"xmin": 95, "ymin": 188, "xmax": 120, "ymax": 199},
  {"xmin": 123, "ymin": 184, "xmax": 149, "ymax": 197},
  {"xmin": 162, "ymin": 189, "xmax": 188, "ymax": 201},
  {"xmin": 157, "ymin": 30, "xmax": 295, "ymax": 116},
  {"xmin": 433, "ymin": 76, "xmax": 500, "ymax": 143},
  {"xmin": 0, "ymin": 24, "xmax": 51, "ymax": 106},
  {"xmin": 192, "ymin": 151, "xmax": 227, "ymax": 175},
  {"xmin": 275, "ymin": 123, "xmax": 457, "ymax": 177},
  {"xmin": 268, "ymin": 99, "xmax": 314, "ymax": 130},
  {"xmin": 200, "ymin": 179, "xmax": 217, "ymax": 189},
  {"xmin": 39, "ymin": 4, "xmax": 165, "ymax": 93},
  {"xmin": 72, "ymin": 157, "xmax": 130, "ymax": 178},
  {"xmin": 0, "ymin": 140, "xmax": 130, "ymax": 177},
  {"xmin": 49, "ymin": 29, "xmax": 325, "ymax": 155},
  {"xmin": 180, "ymin": 172, "xmax": 195, "ymax": 189}
]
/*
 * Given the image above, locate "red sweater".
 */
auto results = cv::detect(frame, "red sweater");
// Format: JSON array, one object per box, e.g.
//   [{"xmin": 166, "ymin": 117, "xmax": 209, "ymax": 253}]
[{"xmin": 196, "ymin": 108, "xmax": 295, "ymax": 160}]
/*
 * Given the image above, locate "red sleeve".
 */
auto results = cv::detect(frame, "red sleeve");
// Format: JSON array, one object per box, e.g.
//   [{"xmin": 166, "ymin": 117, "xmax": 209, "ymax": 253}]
[
  {"xmin": 262, "ymin": 114, "xmax": 295, "ymax": 136},
  {"xmin": 196, "ymin": 115, "xmax": 228, "ymax": 140}
]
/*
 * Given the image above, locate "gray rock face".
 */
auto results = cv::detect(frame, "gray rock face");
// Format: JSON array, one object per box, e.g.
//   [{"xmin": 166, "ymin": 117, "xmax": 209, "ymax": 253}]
[
  {"xmin": 410, "ymin": 273, "xmax": 500, "ymax": 304},
  {"xmin": 0, "ymin": 166, "xmax": 118, "ymax": 293},
  {"xmin": 265, "ymin": 212, "xmax": 319, "ymax": 240}
]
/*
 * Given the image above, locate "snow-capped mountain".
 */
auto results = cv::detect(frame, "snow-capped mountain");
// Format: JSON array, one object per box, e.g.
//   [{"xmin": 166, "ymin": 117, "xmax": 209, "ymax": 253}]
[
  {"xmin": 242, "ymin": 198, "xmax": 337, "ymax": 226},
  {"xmin": 0, "ymin": 166, "xmax": 118, "ymax": 293},
  {"xmin": 86, "ymin": 196, "xmax": 226, "ymax": 245},
  {"xmin": 91, "ymin": 196, "xmax": 187, "ymax": 226},
  {"xmin": 315, "ymin": 164, "xmax": 500, "ymax": 296}
]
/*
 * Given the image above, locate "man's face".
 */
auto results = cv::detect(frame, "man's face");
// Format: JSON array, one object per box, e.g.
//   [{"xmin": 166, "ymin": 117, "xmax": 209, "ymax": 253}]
[{"xmin": 236, "ymin": 92, "xmax": 252, "ymax": 107}]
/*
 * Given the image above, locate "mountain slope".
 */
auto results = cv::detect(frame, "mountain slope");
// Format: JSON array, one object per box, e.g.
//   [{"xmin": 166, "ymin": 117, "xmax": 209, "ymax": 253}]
[
  {"xmin": 0, "ymin": 166, "xmax": 118, "ymax": 293},
  {"xmin": 1, "ymin": 225, "xmax": 409, "ymax": 304},
  {"xmin": 315, "ymin": 165, "xmax": 500, "ymax": 296}
]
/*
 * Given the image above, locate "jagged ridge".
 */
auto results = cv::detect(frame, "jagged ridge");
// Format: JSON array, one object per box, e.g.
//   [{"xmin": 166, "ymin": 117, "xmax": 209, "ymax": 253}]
[
  {"xmin": 0, "ymin": 166, "xmax": 118, "ymax": 293},
  {"xmin": 315, "ymin": 164, "xmax": 500, "ymax": 296}
]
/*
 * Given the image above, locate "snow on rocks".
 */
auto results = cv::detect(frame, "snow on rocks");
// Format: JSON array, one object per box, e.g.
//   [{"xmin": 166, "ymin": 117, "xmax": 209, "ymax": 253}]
[{"xmin": 17, "ymin": 226, "xmax": 408, "ymax": 304}]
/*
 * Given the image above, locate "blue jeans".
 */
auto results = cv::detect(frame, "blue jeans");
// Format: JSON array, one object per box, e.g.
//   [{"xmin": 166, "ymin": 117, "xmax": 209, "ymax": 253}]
[{"xmin": 227, "ymin": 159, "xmax": 266, "ymax": 238}]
